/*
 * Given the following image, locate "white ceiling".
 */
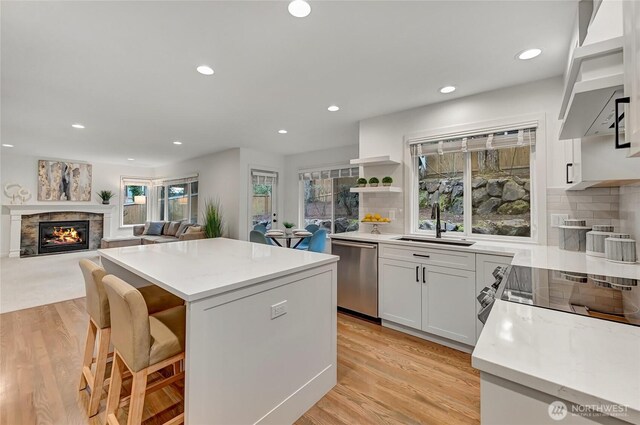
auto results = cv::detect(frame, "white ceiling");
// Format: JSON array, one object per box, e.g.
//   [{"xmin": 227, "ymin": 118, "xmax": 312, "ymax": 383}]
[{"xmin": 1, "ymin": 1, "xmax": 577, "ymax": 167}]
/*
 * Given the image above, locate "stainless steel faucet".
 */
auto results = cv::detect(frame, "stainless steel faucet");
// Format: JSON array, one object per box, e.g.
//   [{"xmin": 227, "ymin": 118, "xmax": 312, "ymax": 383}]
[{"xmin": 431, "ymin": 200, "xmax": 446, "ymax": 238}]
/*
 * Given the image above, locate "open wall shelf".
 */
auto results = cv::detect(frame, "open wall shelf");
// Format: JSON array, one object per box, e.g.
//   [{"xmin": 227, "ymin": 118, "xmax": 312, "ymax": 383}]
[
  {"xmin": 350, "ymin": 186, "xmax": 402, "ymax": 193},
  {"xmin": 349, "ymin": 155, "xmax": 401, "ymax": 166}
]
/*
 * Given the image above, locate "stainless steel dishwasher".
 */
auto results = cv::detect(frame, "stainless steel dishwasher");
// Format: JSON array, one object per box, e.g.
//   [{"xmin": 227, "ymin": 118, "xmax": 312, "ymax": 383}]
[{"xmin": 331, "ymin": 240, "xmax": 378, "ymax": 318}]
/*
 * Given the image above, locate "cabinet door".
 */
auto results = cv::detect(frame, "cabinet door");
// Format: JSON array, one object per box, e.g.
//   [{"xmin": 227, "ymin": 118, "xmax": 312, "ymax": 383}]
[
  {"xmin": 379, "ymin": 258, "xmax": 422, "ymax": 329},
  {"xmin": 623, "ymin": 0, "xmax": 640, "ymax": 157},
  {"xmin": 475, "ymin": 254, "xmax": 513, "ymax": 341},
  {"xmin": 421, "ymin": 265, "xmax": 476, "ymax": 345}
]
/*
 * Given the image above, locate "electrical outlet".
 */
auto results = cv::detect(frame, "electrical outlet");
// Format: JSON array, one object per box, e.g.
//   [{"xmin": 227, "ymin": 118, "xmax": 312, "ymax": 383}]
[
  {"xmin": 271, "ymin": 300, "xmax": 287, "ymax": 319},
  {"xmin": 551, "ymin": 214, "xmax": 569, "ymax": 228}
]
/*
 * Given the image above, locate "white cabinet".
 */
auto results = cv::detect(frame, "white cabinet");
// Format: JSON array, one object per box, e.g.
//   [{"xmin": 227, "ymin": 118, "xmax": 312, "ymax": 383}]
[
  {"xmin": 623, "ymin": 0, "xmax": 640, "ymax": 157},
  {"xmin": 422, "ymin": 265, "xmax": 476, "ymax": 345},
  {"xmin": 475, "ymin": 254, "xmax": 513, "ymax": 341},
  {"xmin": 379, "ymin": 258, "xmax": 422, "ymax": 329},
  {"xmin": 379, "ymin": 247, "xmax": 477, "ymax": 346}
]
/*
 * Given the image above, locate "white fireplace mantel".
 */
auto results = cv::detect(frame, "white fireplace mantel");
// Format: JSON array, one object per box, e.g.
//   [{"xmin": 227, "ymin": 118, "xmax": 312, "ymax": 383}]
[{"xmin": 3, "ymin": 203, "xmax": 116, "ymax": 258}]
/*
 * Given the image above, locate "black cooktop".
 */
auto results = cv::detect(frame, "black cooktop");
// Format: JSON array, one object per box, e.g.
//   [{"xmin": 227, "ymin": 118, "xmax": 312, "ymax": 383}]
[{"xmin": 499, "ymin": 265, "xmax": 640, "ymax": 326}]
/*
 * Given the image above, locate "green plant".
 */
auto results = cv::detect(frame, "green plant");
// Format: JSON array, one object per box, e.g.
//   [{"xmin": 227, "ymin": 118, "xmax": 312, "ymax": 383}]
[
  {"xmin": 382, "ymin": 176, "xmax": 393, "ymax": 184},
  {"xmin": 368, "ymin": 177, "xmax": 379, "ymax": 184},
  {"xmin": 128, "ymin": 186, "xmax": 144, "ymax": 197},
  {"xmin": 357, "ymin": 178, "xmax": 367, "ymax": 185},
  {"xmin": 97, "ymin": 190, "xmax": 115, "ymax": 201},
  {"xmin": 283, "ymin": 221, "xmax": 295, "ymax": 229},
  {"xmin": 202, "ymin": 198, "xmax": 224, "ymax": 238}
]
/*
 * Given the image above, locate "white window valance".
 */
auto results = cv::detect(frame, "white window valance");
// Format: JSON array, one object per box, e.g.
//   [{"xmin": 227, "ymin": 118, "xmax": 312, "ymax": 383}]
[
  {"xmin": 298, "ymin": 166, "xmax": 359, "ymax": 181},
  {"xmin": 153, "ymin": 174, "xmax": 199, "ymax": 186},
  {"xmin": 252, "ymin": 170, "xmax": 278, "ymax": 185},
  {"xmin": 410, "ymin": 127, "xmax": 536, "ymax": 157}
]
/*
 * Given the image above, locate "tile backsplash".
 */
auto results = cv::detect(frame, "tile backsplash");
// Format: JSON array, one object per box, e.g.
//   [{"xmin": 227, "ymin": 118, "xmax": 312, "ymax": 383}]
[
  {"xmin": 619, "ymin": 184, "xmax": 640, "ymax": 253},
  {"xmin": 547, "ymin": 187, "xmax": 621, "ymax": 246}
]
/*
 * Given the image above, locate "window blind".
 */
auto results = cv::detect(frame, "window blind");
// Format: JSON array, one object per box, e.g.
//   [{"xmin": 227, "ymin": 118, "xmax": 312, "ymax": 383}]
[
  {"xmin": 410, "ymin": 127, "xmax": 536, "ymax": 157},
  {"xmin": 152, "ymin": 174, "xmax": 199, "ymax": 186},
  {"xmin": 252, "ymin": 170, "xmax": 277, "ymax": 185},
  {"xmin": 298, "ymin": 166, "xmax": 359, "ymax": 181}
]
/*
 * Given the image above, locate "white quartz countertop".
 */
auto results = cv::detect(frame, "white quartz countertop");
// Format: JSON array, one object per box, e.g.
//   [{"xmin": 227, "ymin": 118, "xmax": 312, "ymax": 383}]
[
  {"xmin": 472, "ymin": 300, "xmax": 640, "ymax": 423},
  {"xmin": 330, "ymin": 232, "xmax": 640, "ymax": 279},
  {"xmin": 99, "ymin": 238, "xmax": 338, "ymax": 302}
]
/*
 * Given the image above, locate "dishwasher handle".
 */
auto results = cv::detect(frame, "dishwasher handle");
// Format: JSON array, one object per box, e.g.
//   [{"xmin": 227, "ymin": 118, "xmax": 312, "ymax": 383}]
[{"xmin": 332, "ymin": 241, "xmax": 377, "ymax": 249}]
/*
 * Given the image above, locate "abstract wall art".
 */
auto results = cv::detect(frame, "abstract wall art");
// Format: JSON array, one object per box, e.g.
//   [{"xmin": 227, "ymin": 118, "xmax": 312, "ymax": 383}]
[{"xmin": 37, "ymin": 160, "xmax": 92, "ymax": 201}]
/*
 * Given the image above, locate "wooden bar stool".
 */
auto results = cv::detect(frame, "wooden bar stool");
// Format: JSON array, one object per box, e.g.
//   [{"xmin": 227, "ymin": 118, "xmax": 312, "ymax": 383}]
[
  {"xmin": 102, "ymin": 274, "xmax": 185, "ymax": 425},
  {"xmin": 78, "ymin": 259, "xmax": 184, "ymax": 417}
]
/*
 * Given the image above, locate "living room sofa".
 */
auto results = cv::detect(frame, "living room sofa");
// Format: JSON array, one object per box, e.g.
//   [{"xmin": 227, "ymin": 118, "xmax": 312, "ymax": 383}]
[{"xmin": 100, "ymin": 221, "xmax": 205, "ymax": 248}]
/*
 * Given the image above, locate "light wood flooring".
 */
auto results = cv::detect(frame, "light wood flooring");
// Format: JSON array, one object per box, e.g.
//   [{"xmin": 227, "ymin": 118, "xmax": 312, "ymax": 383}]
[{"xmin": 0, "ymin": 298, "xmax": 480, "ymax": 425}]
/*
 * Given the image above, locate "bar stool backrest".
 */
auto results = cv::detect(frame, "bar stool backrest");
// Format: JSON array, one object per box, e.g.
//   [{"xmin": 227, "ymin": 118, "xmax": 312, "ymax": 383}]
[
  {"xmin": 102, "ymin": 275, "xmax": 151, "ymax": 372},
  {"xmin": 79, "ymin": 259, "xmax": 110, "ymax": 329}
]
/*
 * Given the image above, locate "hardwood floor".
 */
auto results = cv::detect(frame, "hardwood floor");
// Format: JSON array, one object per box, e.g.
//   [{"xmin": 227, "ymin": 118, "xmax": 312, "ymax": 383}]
[{"xmin": 0, "ymin": 299, "xmax": 479, "ymax": 425}]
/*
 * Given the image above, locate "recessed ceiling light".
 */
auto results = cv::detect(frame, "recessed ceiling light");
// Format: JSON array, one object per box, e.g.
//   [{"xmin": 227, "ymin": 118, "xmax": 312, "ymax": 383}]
[
  {"xmin": 2, "ymin": 144, "xmax": 14, "ymax": 148},
  {"xmin": 288, "ymin": 0, "xmax": 311, "ymax": 18},
  {"xmin": 517, "ymin": 48, "xmax": 542, "ymax": 60},
  {"xmin": 173, "ymin": 141, "xmax": 183, "ymax": 145},
  {"xmin": 127, "ymin": 158, "xmax": 135, "ymax": 161},
  {"xmin": 71, "ymin": 123, "xmax": 85, "ymax": 129},
  {"xmin": 196, "ymin": 65, "xmax": 214, "ymax": 75},
  {"xmin": 439, "ymin": 86, "xmax": 456, "ymax": 94},
  {"xmin": 327, "ymin": 105, "xmax": 340, "ymax": 112},
  {"xmin": 278, "ymin": 129, "xmax": 288, "ymax": 134}
]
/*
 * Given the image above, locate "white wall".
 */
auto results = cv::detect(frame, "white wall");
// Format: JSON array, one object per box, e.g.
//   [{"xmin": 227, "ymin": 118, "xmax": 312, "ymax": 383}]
[
  {"xmin": 282, "ymin": 144, "xmax": 360, "ymax": 228},
  {"xmin": 358, "ymin": 76, "xmax": 566, "ymax": 240},
  {"xmin": 153, "ymin": 148, "xmax": 243, "ymax": 239},
  {"xmin": 0, "ymin": 152, "xmax": 153, "ymax": 256}
]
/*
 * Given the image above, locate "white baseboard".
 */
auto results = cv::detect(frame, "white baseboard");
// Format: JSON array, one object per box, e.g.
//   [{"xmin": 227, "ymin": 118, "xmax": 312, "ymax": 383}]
[{"xmin": 382, "ymin": 319, "xmax": 474, "ymax": 354}]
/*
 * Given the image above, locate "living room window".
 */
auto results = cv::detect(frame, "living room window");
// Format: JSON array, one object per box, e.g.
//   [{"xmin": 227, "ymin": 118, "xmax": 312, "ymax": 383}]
[
  {"xmin": 410, "ymin": 125, "xmax": 537, "ymax": 240},
  {"xmin": 154, "ymin": 176, "xmax": 199, "ymax": 223},
  {"xmin": 121, "ymin": 178, "xmax": 152, "ymax": 227},
  {"xmin": 298, "ymin": 166, "xmax": 360, "ymax": 234}
]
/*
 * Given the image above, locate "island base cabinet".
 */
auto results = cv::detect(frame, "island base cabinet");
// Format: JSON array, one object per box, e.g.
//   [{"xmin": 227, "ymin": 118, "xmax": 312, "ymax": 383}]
[
  {"xmin": 379, "ymin": 258, "xmax": 476, "ymax": 347},
  {"xmin": 422, "ymin": 266, "xmax": 476, "ymax": 346},
  {"xmin": 379, "ymin": 258, "xmax": 422, "ymax": 329},
  {"xmin": 185, "ymin": 265, "xmax": 337, "ymax": 425},
  {"xmin": 481, "ymin": 372, "xmax": 631, "ymax": 424}
]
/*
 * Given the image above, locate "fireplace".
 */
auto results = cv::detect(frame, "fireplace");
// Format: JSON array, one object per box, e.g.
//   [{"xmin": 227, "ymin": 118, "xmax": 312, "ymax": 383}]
[{"xmin": 38, "ymin": 220, "xmax": 90, "ymax": 255}]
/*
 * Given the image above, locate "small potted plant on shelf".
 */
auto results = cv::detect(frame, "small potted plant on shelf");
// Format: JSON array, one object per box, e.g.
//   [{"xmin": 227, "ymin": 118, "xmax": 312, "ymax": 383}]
[
  {"xmin": 97, "ymin": 190, "xmax": 115, "ymax": 205},
  {"xmin": 357, "ymin": 178, "xmax": 368, "ymax": 187},
  {"xmin": 382, "ymin": 176, "xmax": 393, "ymax": 187},
  {"xmin": 283, "ymin": 221, "xmax": 295, "ymax": 236},
  {"xmin": 368, "ymin": 177, "xmax": 379, "ymax": 187}
]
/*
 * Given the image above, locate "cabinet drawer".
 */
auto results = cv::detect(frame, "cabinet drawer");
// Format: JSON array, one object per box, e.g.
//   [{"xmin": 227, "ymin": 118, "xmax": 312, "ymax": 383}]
[{"xmin": 379, "ymin": 244, "xmax": 475, "ymax": 271}]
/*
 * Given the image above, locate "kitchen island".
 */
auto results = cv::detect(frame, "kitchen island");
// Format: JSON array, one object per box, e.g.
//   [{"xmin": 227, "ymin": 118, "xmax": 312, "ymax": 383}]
[{"xmin": 99, "ymin": 238, "xmax": 339, "ymax": 425}]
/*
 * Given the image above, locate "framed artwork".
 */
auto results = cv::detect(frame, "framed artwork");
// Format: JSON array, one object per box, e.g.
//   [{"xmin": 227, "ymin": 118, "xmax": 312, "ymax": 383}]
[{"xmin": 37, "ymin": 160, "xmax": 92, "ymax": 201}]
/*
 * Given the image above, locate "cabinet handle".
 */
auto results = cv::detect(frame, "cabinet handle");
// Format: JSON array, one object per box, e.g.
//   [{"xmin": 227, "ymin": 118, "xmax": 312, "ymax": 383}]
[
  {"xmin": 416, "ymin": 266, "xmax": 419, "ymax": 282},
  {"xmin": 422, "ymin": 266, "xmax": 426, "ymax": 284},
  {"xmin": 413, "ymin": 253, "xmax": 430, "ymax": 259},
  {"xmin": 566, "ymin": 163, "xmax": 573, "ymax": 184},
  {"xmin": 615, "ymin": 97, "xmax": 630, "ymax": 149}
]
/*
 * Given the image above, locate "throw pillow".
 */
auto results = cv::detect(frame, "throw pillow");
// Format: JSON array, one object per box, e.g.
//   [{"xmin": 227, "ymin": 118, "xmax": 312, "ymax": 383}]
[
  {"xmin": 165, "ymin": 221, "xmax": 181, "ymax": 236},
  {"xmin": 185, "ymin": 226, "xmax": 202, "ymax": 234},
  {"xmin": 175, "ymin": 222, "xmax": 192, "ymax": 238},
  {"xmin": 142, "ymin": 221, "xmax": 151, "ymax": 235},
  {"xmin": 146, "ymin": 221, "xmax": 165, "ymax": 236}
]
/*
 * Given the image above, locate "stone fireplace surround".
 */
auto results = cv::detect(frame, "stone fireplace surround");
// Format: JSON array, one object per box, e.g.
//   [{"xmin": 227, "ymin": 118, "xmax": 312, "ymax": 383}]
[{"xmin": 6, "ymin": 204, "xmax": 115, "ymax": 258}]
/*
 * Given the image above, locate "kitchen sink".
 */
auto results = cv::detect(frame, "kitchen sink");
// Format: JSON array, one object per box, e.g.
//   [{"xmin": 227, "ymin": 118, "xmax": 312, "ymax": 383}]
[{"xmin": 398, "ymin": 236, "xmax": 476, "ymax": 247}]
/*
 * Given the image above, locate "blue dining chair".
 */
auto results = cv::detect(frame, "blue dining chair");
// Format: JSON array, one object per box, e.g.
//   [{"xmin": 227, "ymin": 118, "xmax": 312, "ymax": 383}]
[
  {"xmin": 249, "ymin": 230, "xmax": 269, "ymax": 245},
  {"xmin": 253, "ymin": 224, "xmax": 267, "ymax": 234},
  {"xmin": 295, "ymin": 224, "xmax": 320, "ymax": 250},
  {"xmin": 307, "ymin": 229, "xmax": 328, "ymax": 253}
]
